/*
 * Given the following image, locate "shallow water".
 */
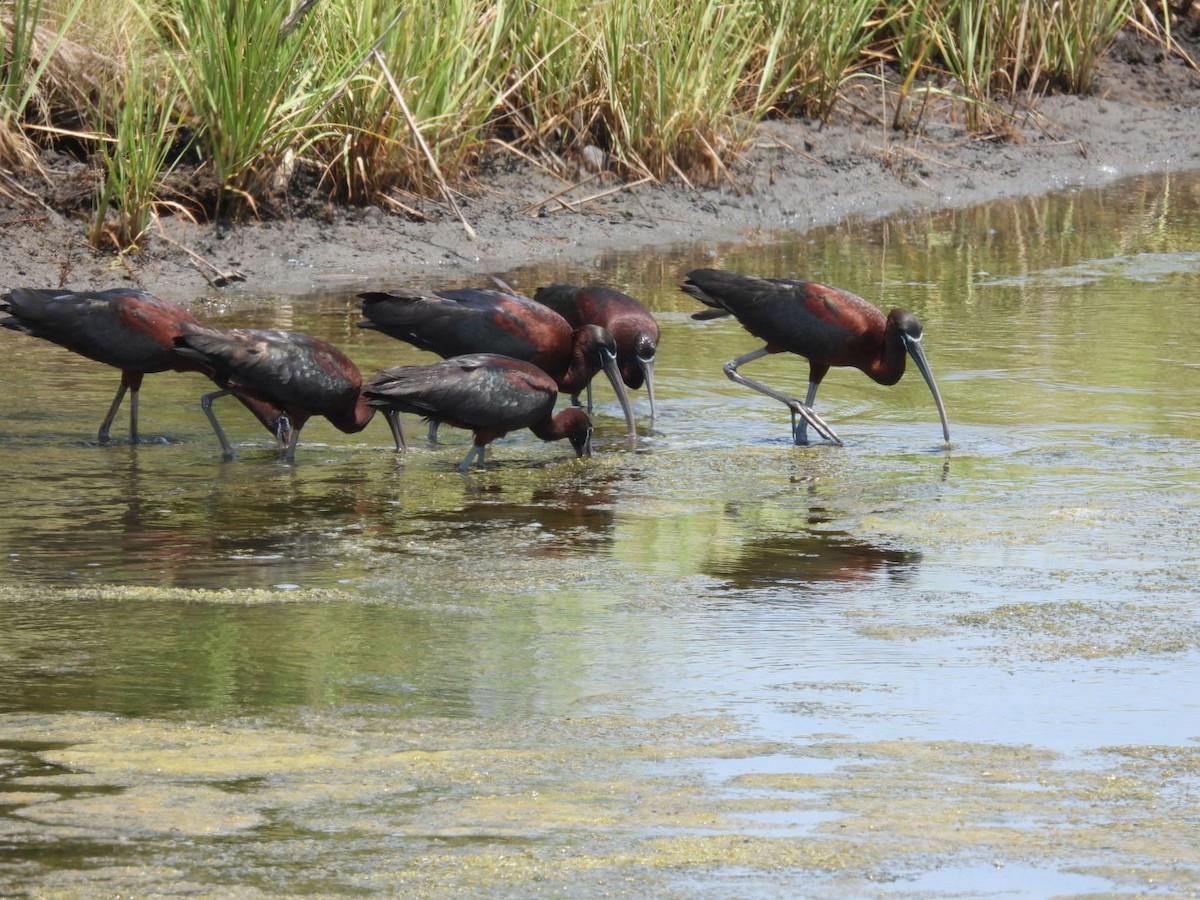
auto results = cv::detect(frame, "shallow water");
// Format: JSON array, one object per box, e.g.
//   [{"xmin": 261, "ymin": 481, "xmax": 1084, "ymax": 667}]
[{"xmin": 2, "ymin": 171, "xmax": 1200, "ymax": 896}]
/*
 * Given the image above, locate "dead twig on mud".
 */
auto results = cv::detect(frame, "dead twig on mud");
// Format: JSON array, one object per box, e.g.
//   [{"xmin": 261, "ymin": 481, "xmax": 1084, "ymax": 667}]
[
  {"xmin": 488, "ymin": 138, "xmax": 569, "ymax": 182},
  {"xmin": 519, "ymin": 174, "xmax": 600, "ymax": 214},
  {"xmin": 156, "ymin": 232, "xmax": 245, "ymax": 288},
  {"xmin": 0, "ymin": 168, "xmax": 57, "ymax": 214},
  {"xmin": 521, "ymin": 175, "xmax": 654, "ymax": 217},
  {"xmin": 380, "ymin": 193, "xmax": 428, "ymax": 221}
]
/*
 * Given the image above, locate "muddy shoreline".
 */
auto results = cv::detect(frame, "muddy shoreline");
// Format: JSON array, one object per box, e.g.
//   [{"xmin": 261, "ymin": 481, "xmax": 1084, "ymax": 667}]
[{"xmin": 3, "ymin": 31, "xmax": 1199, "ymax": 300}]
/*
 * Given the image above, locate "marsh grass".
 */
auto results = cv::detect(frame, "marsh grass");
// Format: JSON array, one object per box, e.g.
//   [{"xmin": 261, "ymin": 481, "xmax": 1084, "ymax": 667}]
[
  {"xmin": 2, "ymin": 0, "xmax": 1160, "ymax": 250},
  {"xmin": 142, "ymin": 0, "xmax": 329, "ymax": 217},
  {"xmin": 89, "ymin": 57, "xmax": 187, "ymax": 252},
  {"xmin": 309, "ymin": 0, "xmax": 516, "ymax": 204},
  {"xmin": 753, "ymin": 0, "xmax": 880, "ymax": 120},
  {"xmin": 0, "ymin": 0, "xmax": 86, "ymax": 168},
  {"xmin": 590, "ymin": 0, "xmax": 767, "ymax": 181}
]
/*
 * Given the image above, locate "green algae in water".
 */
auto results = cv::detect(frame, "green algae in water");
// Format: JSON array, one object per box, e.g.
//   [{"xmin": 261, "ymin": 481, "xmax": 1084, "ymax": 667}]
[
  {"xmin": 3, "ymin": 172, "xmax": 1200, "ymax": 896},
  {"xmin": 953, "ymin": 600, "xmax": 1200, "ymax": 660},
  {"xmin": 3, "ymin": 715, "xmax": 1200, "ymax": 896}
]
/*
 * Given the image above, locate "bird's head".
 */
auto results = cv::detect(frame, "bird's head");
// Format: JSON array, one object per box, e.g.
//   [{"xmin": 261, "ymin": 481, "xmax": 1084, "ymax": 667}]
[
  {"xmin": 559, "ymin": 407, "xmax": 593, "ymax": 459},
  {"xmin": 635, "ymin": 334, "xmax": 657, "ymax": 364},
  {"xmin": 579, "ymin": 324, "xmax": 618, "ymax": 365},
  {"xmin": 889, "ymin": 309, "xmax": 925, "ymax": 346}
]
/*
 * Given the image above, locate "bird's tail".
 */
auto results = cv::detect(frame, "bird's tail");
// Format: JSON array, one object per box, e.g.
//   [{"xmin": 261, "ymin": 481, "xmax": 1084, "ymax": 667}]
[{"xmin": 680, "ymin": 278, "xmax": 733, "ymax": 321}]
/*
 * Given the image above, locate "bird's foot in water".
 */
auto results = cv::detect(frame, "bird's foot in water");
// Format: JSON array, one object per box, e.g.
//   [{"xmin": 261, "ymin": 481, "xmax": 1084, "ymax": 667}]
[{"xmin": 787, "ymin": 402, "xmax": 842, "ymax": 446}]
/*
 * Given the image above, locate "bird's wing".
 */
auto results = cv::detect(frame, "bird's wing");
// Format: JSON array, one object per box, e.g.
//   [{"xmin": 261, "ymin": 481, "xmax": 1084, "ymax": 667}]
[
  {"xmin": 358, "ymin": 288, "xmax": 558, "ymax": 361},
  {"xmin": 176, "ymin": 326, "xmax": 359, "ymax": 406},
  {"xmin": 365, "ymin": 353, "xmax": 554, "ymax": 430},
  {"xmin": 2, "ymin": 288, "xmax": 186, "ymax": 370}
]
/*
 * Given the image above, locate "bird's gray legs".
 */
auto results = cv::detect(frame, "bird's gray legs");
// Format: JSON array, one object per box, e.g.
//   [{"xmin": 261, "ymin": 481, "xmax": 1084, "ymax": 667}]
[
  {"xmin": 200, "ymin": 389, "xmax": 236, "ymax": 459},
  {"xmin": 793, "ymin": 382, "xmax": 820, "ymax": 445},
  {"xmin": 428, "ymin": 420, "xmax": 440, "ymax": 443},
  {"xmin": 385, "ymin": 409, "xmax": 407, "ymax": 453},
  {"xmin": 200, "ymin": 389, "xmax": 295, "ymax": 459},
  {"xmin": 128, "ymin": 390, "xmax": 139, "ymax": 443},
  {"xmin": 98, "ymin": 384, "xmax": 129, "ymax": 442},
  {"xmin": 723, "ymin": 348, "xmax": 842, "ymax": 445},
  {"xmin": 458, "ymin": 445, "xmax": 486, "ymax": 472}
]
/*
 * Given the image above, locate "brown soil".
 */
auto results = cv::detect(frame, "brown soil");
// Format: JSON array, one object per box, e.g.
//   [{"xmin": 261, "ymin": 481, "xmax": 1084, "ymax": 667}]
[{"xmin": 2, "ymin": 26, "xmax": 1199, "ymax": 300}]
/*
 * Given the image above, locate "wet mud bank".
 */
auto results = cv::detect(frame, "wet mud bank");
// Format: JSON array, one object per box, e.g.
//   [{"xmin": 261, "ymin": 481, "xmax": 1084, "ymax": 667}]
[{"xmin": 2, "ymin": 31, "xmax": 1199, "ymax": 298}]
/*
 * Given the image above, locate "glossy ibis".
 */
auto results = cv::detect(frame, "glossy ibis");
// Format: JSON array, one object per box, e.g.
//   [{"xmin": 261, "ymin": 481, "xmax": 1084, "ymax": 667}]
[
  {"xmin": 173, "ymin": 323, "xmax": 376, "ymax": 460},
  {"xmin": 532, "ymin": 283, "xmax": 660, "ymax": 427},
  {"xmin": 357, "ymin": 285, "xmax": 635, "ymax": 442},
  {"xmin": 0, "ymin": 287, "xmax": 289, "ymax": 446},
  {"xmin": 682, "ymin": 268, "xmax": 950, "ymax": 445},
  {"xmin": 364, "ymin": 353, "xmax": 593, "ymax": 472}
]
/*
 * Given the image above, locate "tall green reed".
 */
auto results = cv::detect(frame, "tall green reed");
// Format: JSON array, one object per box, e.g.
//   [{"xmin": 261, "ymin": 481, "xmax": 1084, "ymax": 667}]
[
  {"xmin": 307, "ymin": 0, "xmax": 520, "ymax": 203},
  {"xmin": 751, "ymin": 0, "xmax": 879, "ymax": 121},
  {"xmin": 1036, "ymin": 0, "xmax": 1132, "ymax": 93},
  {"xmin": 142, "ymin": 0, "xmax": 325, "ymax": 217},
  {"xmin": 0, "ymin": 0, "xmax": 85, "ymax": 166},
  {"xmin": 593, "ymin": 0, "xmax": 764, "ymax": 181},
  {"xmin": 89, "ymin": 57, "xmax": 185, "ymax": 251},
  {"xmin": 882, "ymin": 0, "xmax": 942, "ymax": 130}
]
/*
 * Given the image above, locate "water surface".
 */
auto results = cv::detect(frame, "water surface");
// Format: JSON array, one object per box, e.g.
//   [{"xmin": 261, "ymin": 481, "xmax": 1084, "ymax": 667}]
[{"xmin": 2, "ymin": 171, "xmax": 1200, "ymax": 897}]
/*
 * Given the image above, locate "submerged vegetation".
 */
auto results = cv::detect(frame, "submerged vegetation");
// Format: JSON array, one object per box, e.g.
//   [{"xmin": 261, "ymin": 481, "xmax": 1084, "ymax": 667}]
[{"xmin": 0, "ymin": 0, "xmax": 1180, "ymax": 251}]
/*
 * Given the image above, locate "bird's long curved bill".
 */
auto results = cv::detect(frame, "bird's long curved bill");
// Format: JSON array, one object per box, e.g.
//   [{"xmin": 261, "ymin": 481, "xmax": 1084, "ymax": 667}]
[
  {"xmin": 639, "ymin": 356, "xmax": 656, "ymax": 429},
  {"xmin": 906, "ymin": 339, "xmax": 951, "ymax": 444},
  {"xmin": 599, "ymin": 350, "xmax": 637, "ymax": 444}
]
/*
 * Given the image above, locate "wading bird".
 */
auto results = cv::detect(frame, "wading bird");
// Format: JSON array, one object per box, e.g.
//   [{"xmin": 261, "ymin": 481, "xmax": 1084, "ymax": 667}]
[
  {"xmin": 364, "ymin": 353, "xmax": 592, "ymax": 472},
  {"xmin": 357, "ymin": 285, "xmax": 635, "ymax": 442},
  {"xmin": 532, "ymin": 283, "xmax": 660, "ymax": 428},
  {"xmin": 0, "ymin": 287, "xmax": 289, "ymax": 446},
  {"xmin": 681, "ymin": 268, "xmax": 950, "ymax": 445},
  {"xmin": 173, "ymin": 323, "xmax": 376, "ymax": 460}
]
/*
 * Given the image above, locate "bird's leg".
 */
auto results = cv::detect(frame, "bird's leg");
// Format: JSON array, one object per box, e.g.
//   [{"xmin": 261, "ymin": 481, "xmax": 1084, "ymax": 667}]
[
  {"xmin": 792, "ymin": 382, "xmax": 821, "ymax": 445},
  {"xmin": 458, "ymin": 445, "xmax": 485, "ymax": 473},
  {"xmin": 199, "ymin": 389, "xmax": 237, "ymax": 459},
  {"xmin": 582, "ymin": 383, "xmax": 593, "ymax": 412},
  {"xmin": 99, "ymin": 384, "xmax": 129, "ymax": 443},
  {"xmin": 128, "ymin": 390, "xmax": 140, "ymax": 444},
  {"xmin": 428, "ymin": 419, "xmax": 441, "ymax": 443},
  {"xmin": 385, "ymin": 409, "xmax": 407, "ymax": 453},
  {"xmin": 724, "ymin": 348, "xmax": 842, "ymax": 445}
]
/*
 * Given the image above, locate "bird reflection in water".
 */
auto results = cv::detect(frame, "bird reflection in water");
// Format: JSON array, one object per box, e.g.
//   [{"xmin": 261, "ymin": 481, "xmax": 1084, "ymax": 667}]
[
  {"xmin": 2, "ymin": 452, "xmax": 384, "ymax": 588},
  {"xmin": 707, "ymin": 529, "xmax": 921, "ymax": 593},
  {"xmin": 399, "ymin": 480, "xmax": 619, "ymax": 558}
]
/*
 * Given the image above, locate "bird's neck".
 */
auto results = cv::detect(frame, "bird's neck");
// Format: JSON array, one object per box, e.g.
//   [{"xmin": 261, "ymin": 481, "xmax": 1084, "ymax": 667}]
[
  {"xmin": 530, "ymin": 409, "xmax": 583, "ymax": 442},
  {"xmin": 329, "ymin": 394, "xmax": 377, "ymax": 434},
  {"xmin": 529, "ymin": 413, "xmax": 568, "ymax": 442},
  {"xmin": 558, "ymin": 342, "xmax": 595, "ymax": 394},
  {"xmin": 869, "ymin": 329, "xmax": 908, "ymax": 386}
]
